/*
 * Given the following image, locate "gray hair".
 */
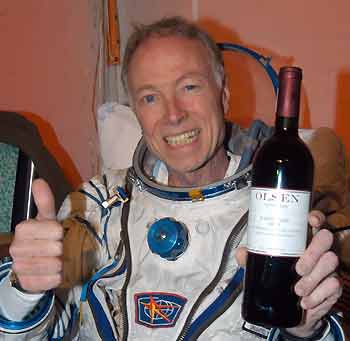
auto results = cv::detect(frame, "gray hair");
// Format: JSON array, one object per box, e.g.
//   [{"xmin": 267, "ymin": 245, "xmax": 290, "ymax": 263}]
[{"xmin": 121, "ymin": 16, "xmax": 225, "ymax": 95}]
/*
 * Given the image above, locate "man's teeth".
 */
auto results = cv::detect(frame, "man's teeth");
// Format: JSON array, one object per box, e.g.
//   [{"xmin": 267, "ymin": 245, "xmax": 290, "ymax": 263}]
[{"xmin": 165, "ymin": 129, "xmax": 199, "ymax": 145}]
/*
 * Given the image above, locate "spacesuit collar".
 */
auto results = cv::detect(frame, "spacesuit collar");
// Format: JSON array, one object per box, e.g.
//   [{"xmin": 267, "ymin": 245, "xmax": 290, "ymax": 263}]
[{"xmin": 129, "ymin": 138, "xmax": 252, "ymax": 202}]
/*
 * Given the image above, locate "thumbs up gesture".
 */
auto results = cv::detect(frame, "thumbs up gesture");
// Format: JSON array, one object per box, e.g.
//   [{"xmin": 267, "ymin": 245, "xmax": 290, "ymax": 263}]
[{"xmin": 9, "ymin": 179, "xmax": 64, "ymax": 293}]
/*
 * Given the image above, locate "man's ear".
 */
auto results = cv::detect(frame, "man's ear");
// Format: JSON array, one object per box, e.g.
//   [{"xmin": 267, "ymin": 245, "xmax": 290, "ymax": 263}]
[{"xmin": 221, "ymin": 79, "xmax": 230, "ymax": 115}]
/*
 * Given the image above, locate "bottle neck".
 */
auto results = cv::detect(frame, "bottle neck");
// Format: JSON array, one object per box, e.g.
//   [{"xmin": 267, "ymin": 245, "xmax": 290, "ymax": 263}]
[
  {"xmin": 275, "ymin": 115, "xmax": 299, "ymax": 135},
  {"xmin": 274, "ymin": 66, "xmax": 302, "ymax": 136}
]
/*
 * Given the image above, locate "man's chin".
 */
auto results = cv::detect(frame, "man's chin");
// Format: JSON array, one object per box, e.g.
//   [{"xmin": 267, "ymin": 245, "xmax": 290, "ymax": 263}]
[{"xmin": 166, "ymin": 160, "xmax": 206, "ymax": 175}]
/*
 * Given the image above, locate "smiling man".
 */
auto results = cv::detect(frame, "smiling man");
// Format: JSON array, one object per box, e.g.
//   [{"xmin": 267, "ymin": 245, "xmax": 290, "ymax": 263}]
[
  {"xmin": 127, "ymin": 34, "xmax": 229, "ymax": 187},
  {"xmin": 0, "ymin": 17, "xmax": 344, "ymax": 340}
]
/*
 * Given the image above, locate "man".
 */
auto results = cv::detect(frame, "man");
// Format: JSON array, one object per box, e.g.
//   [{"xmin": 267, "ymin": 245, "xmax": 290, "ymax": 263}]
[{"xmin": 0, "ymin": 17, "xmax": 344, "ymax": 340}]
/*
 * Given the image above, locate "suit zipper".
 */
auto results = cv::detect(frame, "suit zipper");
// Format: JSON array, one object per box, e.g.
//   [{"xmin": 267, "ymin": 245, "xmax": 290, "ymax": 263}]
[
  {"xmin": 120, "ymin": 171, "xmax": 134, "ymax": 340},
  {"xmin": 177, "ymin": 211, "xmax": 248, "ymax": 341}
]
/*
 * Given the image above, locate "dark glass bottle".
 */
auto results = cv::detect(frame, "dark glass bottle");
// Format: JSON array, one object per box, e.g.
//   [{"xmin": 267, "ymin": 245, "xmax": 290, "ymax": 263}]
[{"xmin": 242, "ymin": 67, "xmax": 314, "ymax": 328}]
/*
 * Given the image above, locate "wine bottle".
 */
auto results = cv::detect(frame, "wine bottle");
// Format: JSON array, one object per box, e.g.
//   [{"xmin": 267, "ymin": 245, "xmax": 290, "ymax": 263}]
[{"xmin": 242, "ymin": 66, "xmax": 314, "ymax": 328}]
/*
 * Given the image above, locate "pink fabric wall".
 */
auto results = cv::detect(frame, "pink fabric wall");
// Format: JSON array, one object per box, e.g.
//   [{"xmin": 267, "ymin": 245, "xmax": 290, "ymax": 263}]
[
  {"xmin": 198, "ymin": 1, "xmax": 350, "ymax": 154},
  {"xmin": 0, "ymin": 1, "xmax": 99, "ymax": 187},
  {"xmin": 1, "ymin": 1, "xmax": 348, "ymax": 186},
  {"xmin": 127, "ymin": 0, "xmax": 350, "ymax": 155}
]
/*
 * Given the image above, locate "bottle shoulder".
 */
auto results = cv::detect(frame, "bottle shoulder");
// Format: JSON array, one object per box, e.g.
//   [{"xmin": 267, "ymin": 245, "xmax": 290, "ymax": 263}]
[
  {"xmin": 256, "ymin": 134, "xmax": 314, "ymax": 162},
  {"xmin": 252, "ymin": 134, "xmax": 314, "ymax": 189}
]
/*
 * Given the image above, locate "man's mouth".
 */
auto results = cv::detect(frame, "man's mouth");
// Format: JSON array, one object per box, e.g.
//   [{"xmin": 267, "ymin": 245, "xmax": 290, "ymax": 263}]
[{"xmin": 164, "ymin": 129, "xmax": 200, "ymax": 146}]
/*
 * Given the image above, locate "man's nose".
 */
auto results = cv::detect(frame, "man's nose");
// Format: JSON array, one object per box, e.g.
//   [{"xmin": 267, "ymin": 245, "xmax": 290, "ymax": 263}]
[{"xmin": 164, "ymin": 95, "xmax": 187, "ymax": 124}]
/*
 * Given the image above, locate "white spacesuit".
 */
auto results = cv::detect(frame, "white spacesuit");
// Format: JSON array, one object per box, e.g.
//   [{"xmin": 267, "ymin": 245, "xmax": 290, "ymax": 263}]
[{"xmin": 0, "ymin": 122, "xmax": 345, "ymax": 340}]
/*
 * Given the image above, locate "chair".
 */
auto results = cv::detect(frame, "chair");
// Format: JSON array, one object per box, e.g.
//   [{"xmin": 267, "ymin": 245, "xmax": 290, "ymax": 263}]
[{"xmin": 0, "ymin": 111, "xmax": 72, "ymax": 254}]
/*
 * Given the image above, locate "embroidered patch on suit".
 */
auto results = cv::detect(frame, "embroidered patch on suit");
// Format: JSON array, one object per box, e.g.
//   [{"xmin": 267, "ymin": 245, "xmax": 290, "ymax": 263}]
[{"xmin": 134, "ymin": 292, "xmax": 187, "ymax": 328}]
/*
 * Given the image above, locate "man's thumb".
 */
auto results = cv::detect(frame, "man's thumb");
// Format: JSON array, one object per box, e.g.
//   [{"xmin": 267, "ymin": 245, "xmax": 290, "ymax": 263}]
[{"xmin": 32, "ymin": 178, "xmax": 56, "ymax": 220}]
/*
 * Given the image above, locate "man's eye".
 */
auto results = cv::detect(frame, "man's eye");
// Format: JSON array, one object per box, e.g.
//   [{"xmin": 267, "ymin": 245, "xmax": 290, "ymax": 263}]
[
  {"xmin": 143, "ymin": 94, "xmax": 156, "ymax": 104},
  {"xmin": 184, "ymin": 84, "xmax": 198, "ymax": 92}
]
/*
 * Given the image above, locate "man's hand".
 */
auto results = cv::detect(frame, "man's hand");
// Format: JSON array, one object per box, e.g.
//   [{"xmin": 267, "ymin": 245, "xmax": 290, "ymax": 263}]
[
  {"xmin": 288, "ymin": 211, "xmax": 342, "ymax": 337},
  {"xmin": 9, "ymin": 179, "xmax": 64, "ymax": 294},
  {"xmin": 236, "ymin": 210, "xmax": 343, "ymax": 337}
]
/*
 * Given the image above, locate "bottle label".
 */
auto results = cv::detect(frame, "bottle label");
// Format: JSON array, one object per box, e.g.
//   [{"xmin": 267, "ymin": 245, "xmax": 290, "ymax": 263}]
[{"xmin": 247, "ymin": 187, "xmax": 311, "ymax": 256}]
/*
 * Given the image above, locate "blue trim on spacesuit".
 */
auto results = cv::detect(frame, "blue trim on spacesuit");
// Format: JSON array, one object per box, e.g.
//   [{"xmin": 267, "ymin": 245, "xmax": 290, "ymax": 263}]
[
  {"xmin": 0, "ymin": 262, "xmax": 12, "ymax": 283},
  {"xmin": 80, "ymin": 258, "xmax": 123, "ymax": 302},
  {"xmin": 49, "ymin": 303, "xmax": 79, "ymax": 341},
  {"xmin": 48, "ymin": 296, "xmax": 78, "ymax": 340},
  {"xmin": 137, "ymin": 168, "xmax": 252, "ymax": 202},
  {"xmin": 88, "ymin": 180, "xmax": 105, "ymax": 202},
  {"xmin": 0, "ymin": 291, "xmax": 54, "ymax": 333},
  {"xmin": 80, "ymin": 259, "xmax": 127, "ymax": 340},
  {"xmin": 87, "ymin": 292, "xmax": 117, "ymax": 341},
  {"xmin": 329, "ymin": 314, "xmax": 346, "ymax": 341},
  {"xmin": 0, "ymin": 262, "xmax": 55, "ymax": 333},
  {"xmin": 184, "ymin": 268, "xmax": 244, "ymax": 340},
  {"xmin": 267, "ymin": 314, "xmax": 345, "ymax": 341},
  {"xmin": 79, "ymin": 189, "xmax": 104, "ymax": 208},
  {"xmin": 79, "ymin": 183, "xmax": 129, "ymax": 259},
  {"xmin": 74, "ymin": 216, "xmax": 104, "ymax": 246},
  {"xmin": 103, "ymin": 213, "xmax": 112, "ymax": 258},
  {"xmin": 132, "ymin": 120, "xmax": 275, "ymax": 203}
]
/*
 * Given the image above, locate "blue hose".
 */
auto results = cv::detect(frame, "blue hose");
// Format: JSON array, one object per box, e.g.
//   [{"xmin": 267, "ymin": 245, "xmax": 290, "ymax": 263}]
[
  {"xmin": 217, "ymin": 43, "xmax": 279, "ymax": 171},
  {"xmin": 217, "ymin": 42, "xmax": 279, "ymax": 95}
]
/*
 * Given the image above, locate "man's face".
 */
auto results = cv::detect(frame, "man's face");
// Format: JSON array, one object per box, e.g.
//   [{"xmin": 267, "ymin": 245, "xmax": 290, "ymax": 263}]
[{"xmin": 127, "ymin": 35, "xmax": 229, "ymax": 175}]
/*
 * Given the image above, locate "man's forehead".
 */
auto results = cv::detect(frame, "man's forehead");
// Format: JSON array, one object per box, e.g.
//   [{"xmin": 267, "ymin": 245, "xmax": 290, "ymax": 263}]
[
  {"xmin": 138, "ymin": 34, "xmax": 204, "ymax": 49},
  {"xmin": 128, "ymin": 35, "xmax": 212, "ymax": 85},
  {"xmin": 131, "ymin": 35, "xmax": 210, "ymax": 66}
]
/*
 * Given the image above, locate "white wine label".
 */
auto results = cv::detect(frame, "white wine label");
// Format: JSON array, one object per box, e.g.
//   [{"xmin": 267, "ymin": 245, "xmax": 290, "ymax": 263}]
[
  {"xmin": 247, "ymin": 187, "xmax": 311, "ymax": 256},
  {"xmin": 242, "ymin": 321, "xmax": 270, "ymax": 338}
]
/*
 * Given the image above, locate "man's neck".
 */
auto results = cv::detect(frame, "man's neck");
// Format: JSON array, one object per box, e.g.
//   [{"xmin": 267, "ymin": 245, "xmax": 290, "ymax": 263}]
[{"xmin": 168, "ymin": 148, "xmax": 229, "ymax": 187}]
